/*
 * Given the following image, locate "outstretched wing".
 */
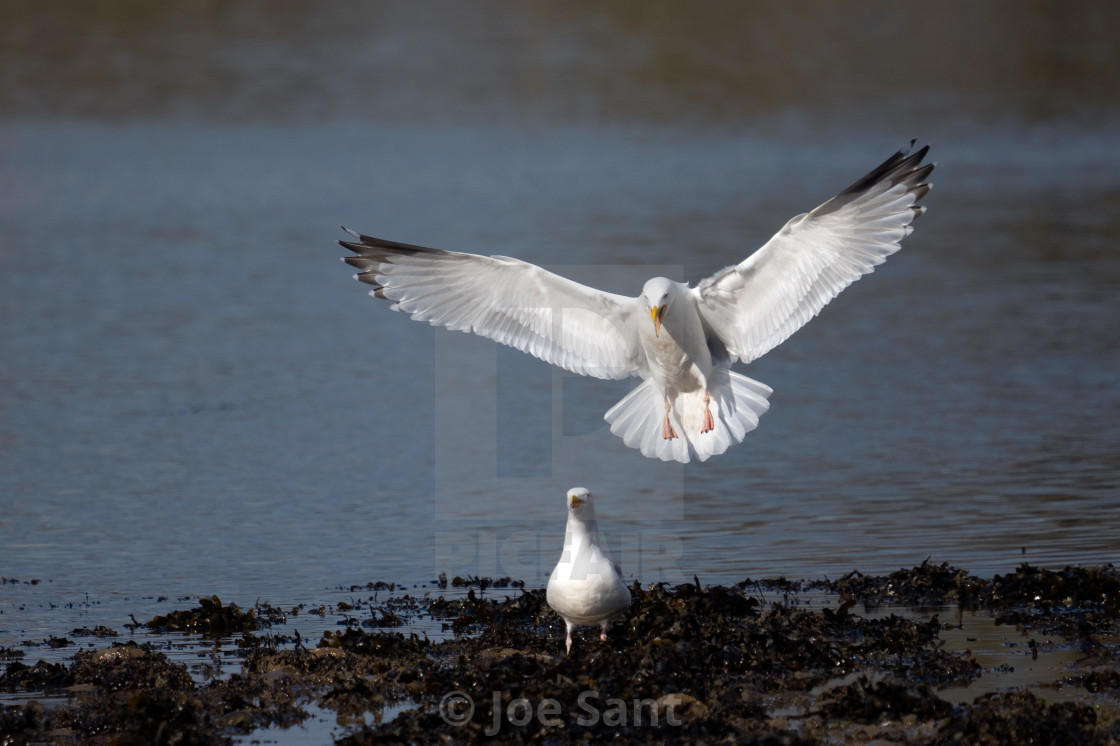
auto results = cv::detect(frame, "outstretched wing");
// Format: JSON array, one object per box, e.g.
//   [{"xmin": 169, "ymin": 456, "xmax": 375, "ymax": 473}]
[
  {"xmin": 340, "ymin": 230, "xmax": 643, "ymax": 380},
  {"xmin": 696, "ymin": 141, "xmax": 934, "ymax": 365}
]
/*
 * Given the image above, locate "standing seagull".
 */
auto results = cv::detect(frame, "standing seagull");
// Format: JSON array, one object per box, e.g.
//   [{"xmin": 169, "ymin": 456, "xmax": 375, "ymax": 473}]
[
  {"xmin": 546, "ymin": 487, "xmax": 632, "ymax": 654},
  {"xmin": 340, "ymin": 141, "xmax": 933, "ymax": 462}
]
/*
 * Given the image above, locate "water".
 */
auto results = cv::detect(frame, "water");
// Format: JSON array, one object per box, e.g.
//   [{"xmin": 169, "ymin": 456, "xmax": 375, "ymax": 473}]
[{"xmin": 2, "ymin": 0, "xmax": 1118, "ymax": 667}]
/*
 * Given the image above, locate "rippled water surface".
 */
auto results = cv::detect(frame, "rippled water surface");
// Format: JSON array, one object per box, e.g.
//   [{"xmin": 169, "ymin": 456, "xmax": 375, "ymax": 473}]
[{"xmin": 2, "ymin": 2, "xmax": 1119, "ymax": 648}]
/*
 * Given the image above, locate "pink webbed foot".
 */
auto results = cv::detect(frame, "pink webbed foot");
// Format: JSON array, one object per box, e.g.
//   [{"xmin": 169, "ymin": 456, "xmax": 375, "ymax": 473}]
[
  {"xmin": 600, "ymin": 628, "xmax": 608, "ymax": 642},
  {"xmin": 661, "ymin": 414, "xmax": 678, "ymax": 440},
  {"xmin": 701, "ymin": 390, "xmax": 715, "ymax": 434},
  {"xmin": 662, "ymin": 397, "xmax": 678, "ymax": 440}
]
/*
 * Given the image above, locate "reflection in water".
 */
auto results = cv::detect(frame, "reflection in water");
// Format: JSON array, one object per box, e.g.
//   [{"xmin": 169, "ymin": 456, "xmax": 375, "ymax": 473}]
[{"xmin": 1, "ymin": 2, "xmax": 1118, "ymax": 655}]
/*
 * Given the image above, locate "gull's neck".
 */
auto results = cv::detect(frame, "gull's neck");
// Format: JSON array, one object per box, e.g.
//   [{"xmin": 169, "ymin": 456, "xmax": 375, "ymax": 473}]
[{"xmin": 564, "ymin": 514, "xmax": 601, "ymax": 555}]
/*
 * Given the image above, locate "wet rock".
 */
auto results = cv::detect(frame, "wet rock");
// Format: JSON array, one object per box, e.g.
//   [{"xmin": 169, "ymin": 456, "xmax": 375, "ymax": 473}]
[
  {"xmin": 215, "ymin": 708, "xmax": 255, "ymax": 730},
  {"xmin": 905, "ymin": 647, "xmax": 982, "ymax": 687},
  {"xmin": 817, "ymin": 674, "xmax": 952, "ymax": 724},
  {"xmin": 833, "ymin": 562, "xmax": 1120, "ymax": 650},
  {"xmin": 0, "ymin": 700, "xmax": 47, "ymax": 742},
  {"xmin": 989, "ymin": 564, "xmax": 1120, "ymax": 610},
  {"xmin": 1, "ymin": 659, "xmax": 73, "ymax": 691},
  {"xmin": 317, "ymin": 626, "xmax": 430, "ymax": 658},
  {"xmin": 362, "ymin": 608, "xmax": 404, "ymax": 628},
  {"xmin": 935, "ymin": 690, "xmax": 1104, "ymax": 746},
  {"xmin": 70, "ymin": 642, "xmax": 193, "ymax": 693},
  {"xmin": 831, "ymin": 560, "xmax": 986, "ymax": 608},
  {"xmin": 9, "ymin": 643, "xmax": 230, "ymax": 744},
  {"xmin": 1060, "ymin": 660, "xmax": 1120, "ymax": 694},
  {"xmin": 70, "ymin": 625, "xmax": 119, "ymax": 638},
  {"xmin": 0, "ymin": 646, "xmax": 25, "ymax": 661},
  {"xmin": 143, "ymin": 595, "xmax": 282, "ymax": 636},
  {"xmin": 987, "ymin": 564, "xmax": 1120, "ymax": 640}
]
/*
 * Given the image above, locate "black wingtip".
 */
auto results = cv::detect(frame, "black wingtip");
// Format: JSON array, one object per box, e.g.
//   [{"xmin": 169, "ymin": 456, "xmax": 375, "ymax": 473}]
[
  {"xmin": 806, "ymin": 141, "xmax": 934, "ymax": 219},
  {"xmin": 832, "ymin": 141, "xmax": 932, "ymax": 200},
  {"xmin": 338, "ymin": 229, "xmax": 443, "ymax": 256},
  {"xmin": 911, "ymin": 162, "xmax": 935, "ymax": 183}
]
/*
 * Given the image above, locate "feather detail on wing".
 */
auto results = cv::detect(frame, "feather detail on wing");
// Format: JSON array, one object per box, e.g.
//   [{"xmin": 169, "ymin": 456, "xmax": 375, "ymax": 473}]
[
  {"xmin": 340, "ymin": 229, "xmax": 643, "ymax": 380},
  {"xmin": 697, "ymin": 140, "xmax": 934, "ymax": 364}
]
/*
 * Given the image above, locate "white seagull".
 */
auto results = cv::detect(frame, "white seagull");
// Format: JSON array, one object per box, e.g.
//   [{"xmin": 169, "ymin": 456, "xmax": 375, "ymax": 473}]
[
  {"xmin": 340, "ymin": 141, "xmax": 933, "ymax": 462},
  {"xmin": 545, "ymin": 487, "xmax": 632, "ymax": 654}
]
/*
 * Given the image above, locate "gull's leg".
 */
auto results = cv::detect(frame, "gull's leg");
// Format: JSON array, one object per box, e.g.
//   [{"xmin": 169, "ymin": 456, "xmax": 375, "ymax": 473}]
[
  {"xmin": 565, "ymin": 622, "xmax": 574, "ymax": 654},
  {"xmin": 600, "ymin": 623, "xmax": 609, "ymax": 643},
  {"xmin": 701, "ymin": 390, "xmax": 715, "ymax": 434},
  {"xmin": 661, "ymin": 397, "xmax": 678, "ymax": 440}
]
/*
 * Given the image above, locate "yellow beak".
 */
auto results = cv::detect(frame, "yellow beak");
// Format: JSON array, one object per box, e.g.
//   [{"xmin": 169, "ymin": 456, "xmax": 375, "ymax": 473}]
[
  {"xmin": 569, "ymin": 496, "xmax": 585, "ymax": 508},
  {"xmin": 649, "ymin": 305, "xmax": 664, "ymax": 337}
]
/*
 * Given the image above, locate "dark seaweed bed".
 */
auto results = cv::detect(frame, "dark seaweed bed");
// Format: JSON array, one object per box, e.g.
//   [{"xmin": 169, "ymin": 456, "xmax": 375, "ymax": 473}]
[{"xmin": 3, "ymin": 563, "xmax": 1119, "ymax": 745}]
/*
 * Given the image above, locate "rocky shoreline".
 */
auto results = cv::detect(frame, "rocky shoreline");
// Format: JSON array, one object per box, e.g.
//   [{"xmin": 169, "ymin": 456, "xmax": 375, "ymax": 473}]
[{"xmin": 2, "ymin": 562, "xmax": 1118, "ymax": 744}]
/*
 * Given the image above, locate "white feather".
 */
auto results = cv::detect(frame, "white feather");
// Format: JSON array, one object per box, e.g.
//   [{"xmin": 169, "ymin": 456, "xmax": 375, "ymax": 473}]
[
  {"xmin": 340, "ymin": 141, "xmax": 933, "ymax": 463},
  {"xmin": 696, "ymin": 141, "xmax": 932, "ymax": 365},
  {"xmin": 605, "ymin": 370, "xmax": 771, "ymax": 462}
]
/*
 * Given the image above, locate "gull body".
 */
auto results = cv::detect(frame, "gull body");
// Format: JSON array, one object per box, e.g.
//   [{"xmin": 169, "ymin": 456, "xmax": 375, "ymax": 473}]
[
  {"xmin": 340, "ymin": 141, "xmax": 934, "ymax": 462},
  {"xmin": 636, "ymin": 276, "xmax": 717, "ymax": 443},
  {"xmin": 545, "ymin": 488, "xmax": 631, "ymax": 654}
]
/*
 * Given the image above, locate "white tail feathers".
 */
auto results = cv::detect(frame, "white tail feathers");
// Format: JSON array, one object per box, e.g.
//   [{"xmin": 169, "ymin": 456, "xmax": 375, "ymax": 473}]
[{"xmin": 604, "ymin": 369, "xmax": 772, "ymax": 463}]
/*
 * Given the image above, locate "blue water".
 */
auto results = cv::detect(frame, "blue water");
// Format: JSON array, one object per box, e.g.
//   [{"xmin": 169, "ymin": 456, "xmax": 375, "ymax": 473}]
[{"xmin": 2, "ymin": 3, "xmax": 1119, "ymax": 650}]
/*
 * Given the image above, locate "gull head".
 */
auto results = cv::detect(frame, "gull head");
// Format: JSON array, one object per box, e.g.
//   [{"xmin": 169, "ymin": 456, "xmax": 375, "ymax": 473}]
[
  {"xmin": 566, "ymin": 487, "xmax": 594, "ymax": 517},
  {"xmin": 642, "ymin": 277, "xmax": 674, "ymax": 337}
]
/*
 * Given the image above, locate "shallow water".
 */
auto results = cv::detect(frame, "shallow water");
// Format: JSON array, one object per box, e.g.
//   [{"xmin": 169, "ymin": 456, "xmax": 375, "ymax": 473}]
[{"xmin": 2, "ymin": 2, "xmax": 1119, "ymax": 656}]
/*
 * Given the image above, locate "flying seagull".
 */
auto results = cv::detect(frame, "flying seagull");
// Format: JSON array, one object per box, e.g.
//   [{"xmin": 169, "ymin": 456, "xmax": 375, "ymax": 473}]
[
  {"xmin": 545, "ymin": 487, "xmax": 632, "ymax": 654},
  {"xmin": 340, "ymin": 141, "xmax": 933, "ymax": 462}
]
